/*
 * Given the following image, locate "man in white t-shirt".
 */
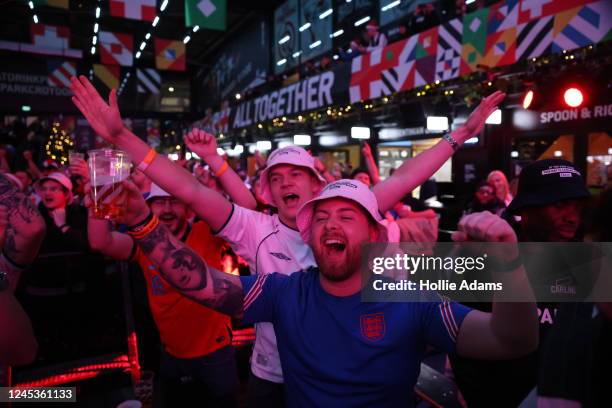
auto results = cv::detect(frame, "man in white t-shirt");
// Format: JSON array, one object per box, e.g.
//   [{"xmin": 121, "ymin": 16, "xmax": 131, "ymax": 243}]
[
  {"xmin": 69, "ymin": 74, "xmax": 505, "ymax": 407},
  {"xmin": 214, "ymin": 147, "xmax": 325, "ymax": 405}
]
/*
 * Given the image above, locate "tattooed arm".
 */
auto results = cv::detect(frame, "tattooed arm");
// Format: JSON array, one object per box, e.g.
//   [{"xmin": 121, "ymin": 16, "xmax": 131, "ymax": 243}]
[
  {"xmin": 134, "ymin": 220, "xmax": 244, "ymax": 317},
  {"xmin": 0, "ymin": 173, "xmax": 45, "ymax": 290}
]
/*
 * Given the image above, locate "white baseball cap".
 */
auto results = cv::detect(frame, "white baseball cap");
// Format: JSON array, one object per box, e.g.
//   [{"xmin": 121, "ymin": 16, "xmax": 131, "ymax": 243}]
[
  {"xmin": 37, "ymin": 172, "xmax": 73, "ymax": 204},
  {"xmin": 146, "ymin": 183, "xmax": 171, "ymax": 202},
  {"xmin": 296, "ymin": 179, "xmax": 387, "ymax": 243},
  {"xmin": 38, "ymin": 172, "xmax": 73, "ymax": 192},
  {"xmin": 259, "ymin": 146, "xmax": 327, "ymax": 205}
]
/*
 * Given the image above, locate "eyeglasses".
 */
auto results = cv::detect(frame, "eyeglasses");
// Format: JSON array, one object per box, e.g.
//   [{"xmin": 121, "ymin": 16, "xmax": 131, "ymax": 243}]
[{"xmin": 150, "ymin": 198, "xmax": 182, "ymax": 207}]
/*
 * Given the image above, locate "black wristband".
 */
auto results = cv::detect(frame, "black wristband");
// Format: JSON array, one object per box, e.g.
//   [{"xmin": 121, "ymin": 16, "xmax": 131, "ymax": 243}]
[{"xmin": 127, "ymin": 210, "xmax": 153, "ymax": 231}]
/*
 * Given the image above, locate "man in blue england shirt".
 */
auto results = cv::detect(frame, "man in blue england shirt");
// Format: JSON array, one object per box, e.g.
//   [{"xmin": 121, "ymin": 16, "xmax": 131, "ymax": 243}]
[{"xmin": 119, "ymin": 179, "xmax": 538, "ymax": 407}]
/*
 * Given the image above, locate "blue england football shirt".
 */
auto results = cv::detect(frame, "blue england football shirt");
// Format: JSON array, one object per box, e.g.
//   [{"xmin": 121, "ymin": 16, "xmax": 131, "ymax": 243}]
[{"xmin": 241, "ymin": 268, "xmax": 471, "ymax": 407}]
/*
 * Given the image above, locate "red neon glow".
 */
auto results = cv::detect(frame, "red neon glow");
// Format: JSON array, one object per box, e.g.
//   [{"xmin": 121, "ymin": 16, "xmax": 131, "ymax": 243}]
[
  {"xmin": 15, "ymin": 355, "xmax": 131, "ymax": 388},
  {"xmin": 563, "ymin": 87, "xmax": 584, "ymax": 107},
  {"xmin": 127, "ymin": 331, "xmax": 142, "ymax": 384},
  {"xmin": 522, "ymin": 90, "xmax": 534, "ymax": 109}
]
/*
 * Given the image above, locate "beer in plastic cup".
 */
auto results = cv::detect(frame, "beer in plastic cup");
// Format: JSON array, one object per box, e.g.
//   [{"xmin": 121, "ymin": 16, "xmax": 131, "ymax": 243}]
[{"xmin": 88, "ymin": 149, "xmax": 131, "ymax": 220}]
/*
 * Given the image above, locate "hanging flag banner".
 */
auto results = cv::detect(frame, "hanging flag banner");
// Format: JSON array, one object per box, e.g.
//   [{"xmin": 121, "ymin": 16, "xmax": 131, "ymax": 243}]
[
  {"xmin": 185, "ymin": 0, "xmax": 227, "ymax": 30},
  {"xmin": 136, "ymin": 68, "xmax": 161, "ymax": 111},
  {"xmin": 137, "ymin": 68, "xmax": 161, "ymax": 94},
  {"xmin": 31, "ymin": 23, "xmax": 70, "ymax": 49},
  {"xmin": 99, "ymin": 31, "xmax": 134, "ymax": 66},
  {"xmin": 199, "ymin": 0, "xmax": 611, "ymax": 131},
  {"xmin": 47, "ymin": 60, "xmax": 76, "ymax": 88},
  {"xmin": 0, "ymin": 23, "xmax": 83, "ymax": 57},
  {"xmin": 93, "ymin": 63, "xmax": 120, "ymax": 94},
  {"xmin": 110, "ymin": 0, "xmax": 156, "ymax": 22},
  {"xmin": 155, "ymin": 38, "xmax": 186, "ymax": 71}
]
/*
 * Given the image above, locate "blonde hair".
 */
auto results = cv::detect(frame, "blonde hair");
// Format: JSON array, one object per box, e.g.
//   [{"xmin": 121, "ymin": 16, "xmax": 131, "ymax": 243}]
[{"xmin": 487, "ymin": 170, "xmax": 510, "ymax": 201}]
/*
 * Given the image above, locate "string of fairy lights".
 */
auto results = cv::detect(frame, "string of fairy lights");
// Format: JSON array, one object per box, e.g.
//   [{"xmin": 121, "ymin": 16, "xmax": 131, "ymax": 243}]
[
  {"xmin": 216, "ymin": 42, "xmax": 606, "ymax": 141},
  {"xmin": 45, "ymin": 122, "xmax": 75, "ymax": 165}
]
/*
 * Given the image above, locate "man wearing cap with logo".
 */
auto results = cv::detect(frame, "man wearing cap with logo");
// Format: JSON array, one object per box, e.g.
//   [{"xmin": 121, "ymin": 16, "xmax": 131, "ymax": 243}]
[
  {"xmin": 87, "ymin": 182, "xmax": 239, "ymax": 407},
  {"xmin": 112, "ymin": 175, "xmax": 538, "ymax": 407},
  {"xmin": 450, "ymin": 159, "xmax": 594, "ymax": 407},
  {"xmin": 70, "ymin": 75, "xmax": 505, "ymax": 405}
]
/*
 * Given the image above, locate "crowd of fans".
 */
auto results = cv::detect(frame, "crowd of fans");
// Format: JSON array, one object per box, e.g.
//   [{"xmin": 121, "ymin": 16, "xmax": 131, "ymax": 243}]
[{"xmin": 0, "ymin": 76, "xmax": 610, "ymax": 408}]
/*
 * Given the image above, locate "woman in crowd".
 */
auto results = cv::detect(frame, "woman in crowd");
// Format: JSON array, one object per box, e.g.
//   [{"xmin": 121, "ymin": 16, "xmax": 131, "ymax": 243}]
[{"xmin": 487, "ymin": 170, "xmax": 513, "ymax": 206}]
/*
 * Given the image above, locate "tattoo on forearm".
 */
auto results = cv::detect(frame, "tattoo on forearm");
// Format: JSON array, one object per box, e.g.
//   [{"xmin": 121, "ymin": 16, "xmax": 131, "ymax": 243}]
[
  {"xmin": 211, "ymin": 273, "xmax": 244, "ymax": 316},
  {"xmin": 135, "ymin": 222, "xmax": 243, "ymax": 316},
  {"xmin": 169, "ymin": 248, "xmax": 208, "ymax": 291},
  {"xmin": 0, "ymin": 174, "xmax": 44, "ymax": 262}
]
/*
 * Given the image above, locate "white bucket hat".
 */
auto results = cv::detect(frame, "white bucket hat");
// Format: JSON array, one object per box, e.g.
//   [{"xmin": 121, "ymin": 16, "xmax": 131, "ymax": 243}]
[
  {"xmin": 296, "ymin": 179, "xmax": 388, "ymax": 243},
  {"xmin": 259, "ymin": 146, "xmax": 327, "ymax": 206}
]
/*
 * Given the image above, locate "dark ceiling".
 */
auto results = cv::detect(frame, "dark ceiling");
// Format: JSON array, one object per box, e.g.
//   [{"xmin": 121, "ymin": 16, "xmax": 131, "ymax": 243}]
[{"xmin": 0, "ymin": 0, "xmax": 283, "ymax": 73}]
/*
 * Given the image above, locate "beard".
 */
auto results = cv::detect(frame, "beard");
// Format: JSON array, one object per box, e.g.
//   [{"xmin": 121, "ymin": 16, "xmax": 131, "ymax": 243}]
[
  {"xmin": 158, "ymin": 215, "xmax": 184, "ymax": 235},
  {"xmin": 314, "ymin": 242, "xmax": 362, "ymax": 282}
]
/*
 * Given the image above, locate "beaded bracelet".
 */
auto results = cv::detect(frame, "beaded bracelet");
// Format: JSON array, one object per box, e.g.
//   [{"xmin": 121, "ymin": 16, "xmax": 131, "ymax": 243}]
[{"xmin": 442, "ymin": 133, "xmax": 459, "ymax": 151}]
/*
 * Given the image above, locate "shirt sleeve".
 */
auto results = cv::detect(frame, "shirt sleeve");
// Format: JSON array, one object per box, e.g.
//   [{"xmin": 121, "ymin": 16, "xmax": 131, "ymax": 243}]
[
  {"xmin": 215, "ymin": 204, "xmax": 271, "ymax": 267},
  {"xmin": 420, "ymin": 301, "xmax": 472, "ymax": 354},
  {"xmin": 240, "ymin": 273, "xmax": 286, "ymax": 325}
]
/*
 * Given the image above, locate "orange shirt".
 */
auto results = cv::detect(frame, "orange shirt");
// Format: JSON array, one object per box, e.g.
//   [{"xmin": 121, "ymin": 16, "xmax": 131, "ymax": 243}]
[{"xmin": 133, "ymin": 221, "xmax": 232, "ymax": 359}]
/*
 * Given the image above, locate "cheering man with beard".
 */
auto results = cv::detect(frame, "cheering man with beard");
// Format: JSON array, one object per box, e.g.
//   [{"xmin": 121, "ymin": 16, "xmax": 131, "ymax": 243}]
[
  {"xmin": 112, "ymin": 178, "xmax": 538, "ymax": 407},
  {"xmin": 69, "ymin": 74, "xmax": 504, "ymax": 407}
]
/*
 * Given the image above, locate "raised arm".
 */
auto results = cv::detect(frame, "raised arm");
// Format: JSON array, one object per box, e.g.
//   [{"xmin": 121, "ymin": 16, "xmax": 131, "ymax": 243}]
[
  {"xmin": 118, "ymin": 180, "xmax": 245, "ymax": 317},
  {"xmin": 452, "ymin": 212, "xmax": 538, "ymax": 359},
  {"xmin": 23, "ymin": 150, "xmax": 42, "ymax": 180},
  {"xmin": 84, "ymin": 183, "xmax": 134, "ymax": 261},
  {"xmin": 313, "ymin": 155, "xmax": 337, "ymax": 184},
  {"xmin": 70, "ymin": 76, "xmax": 232, "ymax": 232},
  {"xmin": 361, "ymin": 142, "xmax": 381, "ymax": 185},
  {"xmin": 373, "ymin": 91, "xmax": 505, "ymax": 212},
  {"xmin": 88, "ymin": 216, "xmax": 135, "ymax": 261},
  {"xmin": 185, "ymin": 130, "xmax": 257, "ymax": 210}
]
